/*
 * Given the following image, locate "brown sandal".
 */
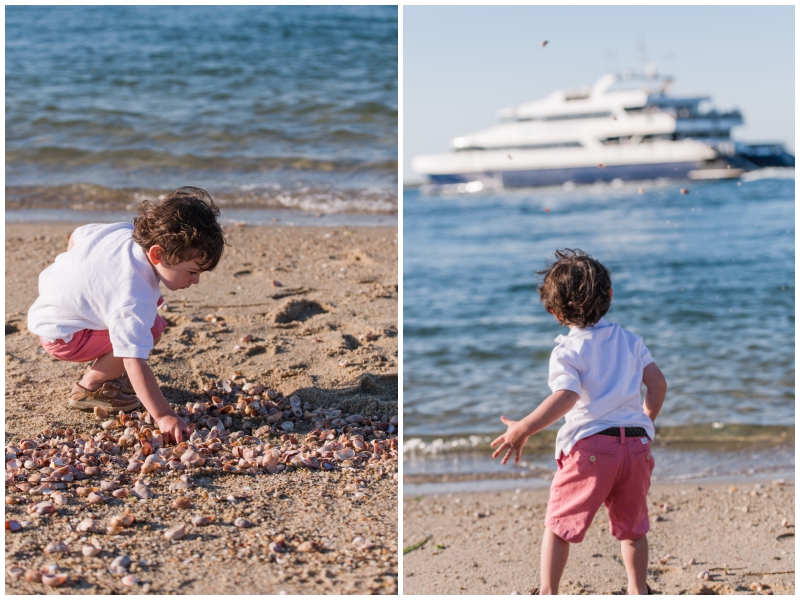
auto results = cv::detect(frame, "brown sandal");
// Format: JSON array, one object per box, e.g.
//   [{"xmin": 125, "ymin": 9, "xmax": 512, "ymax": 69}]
[{"xmin": 68, "ymin": 381, "xmax": 142, "ymax": 413}]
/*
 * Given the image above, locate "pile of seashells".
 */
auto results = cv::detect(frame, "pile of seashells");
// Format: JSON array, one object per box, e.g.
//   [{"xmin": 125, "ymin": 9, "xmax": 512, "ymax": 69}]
[{"xmin": 5, "ymin": 377, "xmax": 398, "ymax": 588}]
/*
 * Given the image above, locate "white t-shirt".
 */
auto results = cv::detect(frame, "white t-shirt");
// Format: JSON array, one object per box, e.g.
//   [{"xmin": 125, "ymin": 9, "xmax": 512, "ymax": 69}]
[
  {"xmin": 548, "ymin": 317, "xmax": 655, "ymax": 459},
  {"xmin": 27, "ymin": 223, "xmax": 162, "ymax": 359}
]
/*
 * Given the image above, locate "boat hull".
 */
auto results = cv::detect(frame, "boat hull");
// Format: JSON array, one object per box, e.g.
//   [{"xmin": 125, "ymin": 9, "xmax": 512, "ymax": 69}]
[{"xmin": 428, "ymin": 161, "xmax": 701, "ymax": 187}]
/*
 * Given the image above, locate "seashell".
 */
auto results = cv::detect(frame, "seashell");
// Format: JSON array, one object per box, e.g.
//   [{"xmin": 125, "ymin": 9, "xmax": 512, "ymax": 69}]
[
  {"xmin": 25, "ymin": 569, "xmax": 43, "ymax": 582},
  {"xmin": 87, "ymin": 492, "xmax": 106, "ymax": 505},
  {"xmin": 191, "ymin": 515, "xmax": 213, "ymax": 526},
  {"xmin": 76, "ymin": 518, "xmax": 98, "ymax": 533},
  {"xmin": 121, "ymin": 574, "xmax": 138, "ymax": 586},
  {"xmin": 346, "ymin": 414, "xmax": 364, "ymax": 424},
  {"xmin": 112, "ymin": 488, "xmax": 130, "ymax": 499},
  {"xmin": 32, "ymin": 500, "xmax": 55, "ymax": 515},
  {"xmin": 100, "ymin": 480, "xmax": 119, "ymax": 492},
  {"xmin": 296, "ymin": 541, "xmax": 315, "ymax": 553},
  {"xmin": 44, "ymin": 541, "xmax": 70, "ymax": 554},
  {"xmin": 172, "ymin": 497, "xmax": 191, "ymax": 509},
  {"xmin": 181, "ymin": 450, "xmax": 200, "ymax": 464},
  {"xmin": 239, "ymin": 334, "xmax": 253, "ymax": 343},
  {"xmin": 82, "ymin": 544, "xmax": 101, "ymax": 557},
  {"xmin": 42, "ymin": 572, "xmax": 68, "ymax": 587},
  {"xmin": 109, "ymin": 514, "xmax": 135, "ymax": 528},
  {"xmin": 94, "ymin": 406, "xmax": 109, "ymax": 418},
  {"xmin": 109, "ymin": 555, "xmax": 132, "ymax": 572},
  {"xmin": 118, "ymin": 434, "xmax": 136, "ymax": 448},
  {"xmin": 234, "ymin": 517, "xmax": 253, "ymax": 529},
  {"xmin": 697, "ymin": 571, "xmax": 711, "ymax": 580},
  {"xmin": 164, "ymin": 524, "xmax": 187, "ymax": 540},
  {"xmin": 6, "ymin": 520, "xmax": 22, "ymax": 532},
  {"xmin": 132, "ymin": 481, "xmax": 154, "ymax": 499},
  {"xmin": 266, "ymin": 389, "xmax": 278, "ymax": 400},
  {"xmin": 281, "ymin": 421, "xmax": 294, "ymax": 432},
  {"xmin": 7, "ymin": 565, "xmax": 25, "ymax": 578},
  {"xmin": 269, "ymin": 541, "xmax": 286, "ymax": 553},
  {"xmin": 333, "ymin": 448, "xmax": 355, "ymax": 461},
  {"xmin": 102, "ymin": 420, "xmax": 120, "ymax": 430},
  {"xmin": 84, "ymin": 466, "xmax": 102, "ymax": 476}
]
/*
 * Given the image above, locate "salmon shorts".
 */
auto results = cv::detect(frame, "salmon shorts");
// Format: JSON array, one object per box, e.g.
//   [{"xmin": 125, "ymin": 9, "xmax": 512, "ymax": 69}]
[
  {"xmin": 39, "ymin": 314, "xmax": 168, "ymax": 363},
  {"xmin": 545, "ymin": 431, "xmax": 655, "ymax": 543}
]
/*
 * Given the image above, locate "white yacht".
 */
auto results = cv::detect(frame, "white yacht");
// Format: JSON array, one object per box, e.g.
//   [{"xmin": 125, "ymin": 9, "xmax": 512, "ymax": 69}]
[{"xmin": 412, "ymin": 72, "xmax": 794, "ymax": 189}]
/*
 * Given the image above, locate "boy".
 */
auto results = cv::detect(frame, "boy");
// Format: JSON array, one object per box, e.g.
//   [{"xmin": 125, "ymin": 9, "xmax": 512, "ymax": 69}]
[
  {"xmin": 491, "ymin": 249, "xmax": 667, "ymax": 595},
  {"xmin": 28, "ymin": 186, "xmax": 227, "ymax": 444}
]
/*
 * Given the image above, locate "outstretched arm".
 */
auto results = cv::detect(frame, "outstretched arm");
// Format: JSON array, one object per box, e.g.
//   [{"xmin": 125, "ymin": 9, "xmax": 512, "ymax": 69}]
[
  {"xmin": 123, "ymin": 357, "xmax": 191, "ymax": 443},
  {"xmin": 491, "ymin": 389, "xmax": 580, "ymax": 465},
  {"xmin": 642, "ymin": 362, "xmax": 667, "ymax": 423}
]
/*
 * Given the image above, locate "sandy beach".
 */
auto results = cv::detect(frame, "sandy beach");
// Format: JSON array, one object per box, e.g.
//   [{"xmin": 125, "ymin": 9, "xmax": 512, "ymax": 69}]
[
  {"xmin": 403, "ymin": 479, "xmax": 794, "ymax": 595},
  {"xmin": 5, "ymin": 221, "xmax": 398, "ymax": 594}
]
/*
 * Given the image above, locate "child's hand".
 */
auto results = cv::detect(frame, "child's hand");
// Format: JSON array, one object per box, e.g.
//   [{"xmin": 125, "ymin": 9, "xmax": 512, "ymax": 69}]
[
  {"xmin": 157, "ymin": 414, "xmax": 192, "ymax": 445},
  {"xmin": 491, "ymin": 416, "xmax": 531, "ymax": 465}
]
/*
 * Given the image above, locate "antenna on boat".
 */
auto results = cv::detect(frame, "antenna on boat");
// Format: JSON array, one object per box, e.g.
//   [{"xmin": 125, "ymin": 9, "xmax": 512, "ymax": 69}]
[{"xmin": 637, "ymin": 36, "xmax": 648, "ymax": 75}]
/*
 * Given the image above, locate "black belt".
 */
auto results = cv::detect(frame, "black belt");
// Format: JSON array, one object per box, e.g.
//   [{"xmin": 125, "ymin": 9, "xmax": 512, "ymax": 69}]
[{"xmin": 597, "ymin": 427, "xmax": 648, "ymax": 437}]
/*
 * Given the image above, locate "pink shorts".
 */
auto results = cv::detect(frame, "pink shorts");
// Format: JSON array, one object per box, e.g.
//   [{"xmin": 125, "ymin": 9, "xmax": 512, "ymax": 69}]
[
  {"xmin": 545, "ymin": 431, "xmax": 655, "ymax": 543},
  {"xmin": 39, "ymin": 315, "xmax": 168, "ymax": 363}
]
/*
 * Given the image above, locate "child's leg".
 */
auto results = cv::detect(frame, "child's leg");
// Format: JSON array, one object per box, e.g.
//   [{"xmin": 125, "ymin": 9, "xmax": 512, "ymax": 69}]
[
  {"xmin": 620, "ymin": 535, "xmax": 648, "ymax": 595},
  {"xmin": 539, "ymin": 527, "xmax": 570, "ymax": 594},
  {"xmin": 80, "ymin": 330, "xmax": 162, "ymax": 391},
  {"xmin": 79, "ymin": 351, "xmax": 126, "ymax": 390}
]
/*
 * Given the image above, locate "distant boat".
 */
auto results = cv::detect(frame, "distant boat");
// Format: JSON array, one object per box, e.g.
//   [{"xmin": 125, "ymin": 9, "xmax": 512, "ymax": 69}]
[{"xmin": 412, "ymin": 71, "xmax": 794, "ymax": 190}]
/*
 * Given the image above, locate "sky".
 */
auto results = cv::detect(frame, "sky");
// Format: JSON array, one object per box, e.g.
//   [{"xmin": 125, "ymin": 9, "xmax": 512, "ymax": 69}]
[{"xmin": 403, "ymin": 5, "xmax": 795, "ymax": 184}]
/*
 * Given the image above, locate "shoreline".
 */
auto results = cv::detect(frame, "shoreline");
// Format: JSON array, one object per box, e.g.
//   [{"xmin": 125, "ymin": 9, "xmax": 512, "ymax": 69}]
[
  {"xmin": 6, "ymin": 208, "xmax": 397, "ymax": 228},
  {"xmin": 5, "ymin": 222, "xmax": 398, "ymax": 594},
  {"xmin": 403, "ymin": 480, "xmax": 795, "ymax": 595}
]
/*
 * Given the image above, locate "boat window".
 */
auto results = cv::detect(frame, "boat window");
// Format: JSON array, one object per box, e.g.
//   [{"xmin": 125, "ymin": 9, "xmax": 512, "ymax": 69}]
[
  {"xmin": 455, "ymin": 141, "xmax": 583, "ymax": 152},
  {"xmin": 624, "ymin": 106, "xmax": 646, "ymax": 115},
  {"xmin": 516, "ymin": 112, "xmax": 613, "ymax": 122}
]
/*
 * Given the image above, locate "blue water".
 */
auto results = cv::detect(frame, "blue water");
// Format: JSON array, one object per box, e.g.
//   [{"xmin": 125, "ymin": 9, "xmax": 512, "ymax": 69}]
[
  {"xmin": 6, "ymin": 6, "xmax": 397, "ymax": 214},
  {"xmin": 403, "ymin": 178, "xmax": 794, "ymax": 449}
]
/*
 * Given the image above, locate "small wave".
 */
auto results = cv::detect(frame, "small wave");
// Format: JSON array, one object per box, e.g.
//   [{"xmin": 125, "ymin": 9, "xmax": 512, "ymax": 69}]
[
  {"xmin": 6, "ymin": 147, "xmax": 397, "ymax": 174},
  {"xmin": 741, "ymin": 167, "xmax": 795, "ymax": 181},
  {"xmin": 404, "ymin": 424, "xmax": 795, "ymax": 457},
  {"xmin": 6, "ymin": 183, "xmax": 397, "ymax": 214}
]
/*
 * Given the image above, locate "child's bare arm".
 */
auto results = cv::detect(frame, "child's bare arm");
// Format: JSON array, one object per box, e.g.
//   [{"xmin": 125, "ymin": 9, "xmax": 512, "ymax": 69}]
[
  {"xmin": 123, "ymin": 357, "xmax": 191, "ymax": 443},
  {"xmin": 67, "ymin": 233, "xmax": 75, "ymax": 251},
  {"xmin": 642, "ymin": 362, "xmax": 667, "ymax": 422},
  {"xmin": 491, "ymin": 389, "xmax": 580, "ymax": 465}
]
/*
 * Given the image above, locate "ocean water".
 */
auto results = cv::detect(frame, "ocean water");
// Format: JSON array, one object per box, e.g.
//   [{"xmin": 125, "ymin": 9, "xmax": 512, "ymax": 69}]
[
  {"xmin": 403, "ymin": 176, "xmax": 795, "ymax": 487},
  {"xmin": 6, "ymin": 6, "xmax": 397, "ymax": 215}
]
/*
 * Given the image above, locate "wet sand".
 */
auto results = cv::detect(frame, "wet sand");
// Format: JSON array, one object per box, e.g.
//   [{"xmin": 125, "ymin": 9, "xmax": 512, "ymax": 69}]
[
  {"xmin": 403, "ymin": 480, "xmax": 794, "ymax": 595},
  {"xmin": 5, "ymin": 221, "xmax": 398, "ymax": 594}
]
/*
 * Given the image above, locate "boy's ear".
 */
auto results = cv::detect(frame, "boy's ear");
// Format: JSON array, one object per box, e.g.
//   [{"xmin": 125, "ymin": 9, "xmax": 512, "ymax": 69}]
[{"xmin": 147, "ymin": 245, "xmax": 164, "ymax": 265}]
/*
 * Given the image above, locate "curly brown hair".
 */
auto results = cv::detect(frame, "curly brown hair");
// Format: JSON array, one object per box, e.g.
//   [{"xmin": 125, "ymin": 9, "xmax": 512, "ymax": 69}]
[
  {"xmin": 132, "ymin": 186, "xmax": 226, "ymax": 271},
  {"xmin": 537, "ymin": 249, "xmax": 612, "ymax": 328}
]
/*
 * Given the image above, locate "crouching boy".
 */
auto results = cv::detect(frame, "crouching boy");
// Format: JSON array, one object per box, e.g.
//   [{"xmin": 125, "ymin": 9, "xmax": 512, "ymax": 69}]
[{"xmin": 28, "ymin": 186, "xmax": 227, "ymax": 443}]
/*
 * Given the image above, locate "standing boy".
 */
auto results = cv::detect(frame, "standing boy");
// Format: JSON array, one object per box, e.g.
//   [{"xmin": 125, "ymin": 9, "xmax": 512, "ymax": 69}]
[
  {"xmin": 492, "ymin": 249, "xmax": 667, "ymax": 595},
  {"xmin": 28, "ymin": 186, "xmax": 227, "ymax": 444}
]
